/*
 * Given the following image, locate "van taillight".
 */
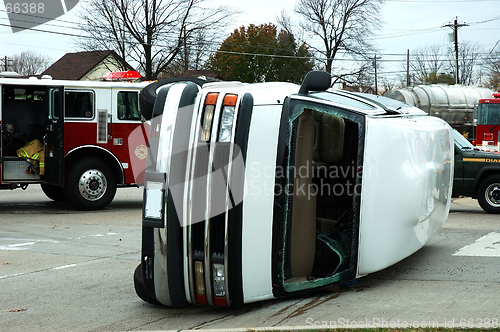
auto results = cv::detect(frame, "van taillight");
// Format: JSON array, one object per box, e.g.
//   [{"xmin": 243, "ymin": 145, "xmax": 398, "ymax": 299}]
[{"xmin": 484, "ymin": 133, "xmax": 494, "ymax": 141}]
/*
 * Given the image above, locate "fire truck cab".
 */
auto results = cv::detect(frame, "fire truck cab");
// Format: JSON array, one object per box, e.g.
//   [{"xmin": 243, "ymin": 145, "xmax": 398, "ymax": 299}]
[
  {"xmin": 476, "ymin": 92, "xmax": 500, "ymax": 150},
  {"xmin": 0, "ymin": 74, "xmax": 149, "ymax": 210}
]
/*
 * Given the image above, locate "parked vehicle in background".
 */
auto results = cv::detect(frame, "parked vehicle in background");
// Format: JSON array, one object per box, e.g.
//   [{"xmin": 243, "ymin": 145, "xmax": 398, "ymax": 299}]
[
  {"xmin": 134, "ymin": 71, "xmax": 453, "ymax": 308},
  {"xmin": 385, "ymin": 85, "xmax": 493, "ymax": 139},
  {"xmin": 453, "ymin": 128, "xmax": 500, "ymax": 214},
  {"xmin": 0, "ymin": 72, "xmax": 149, "ymax": 210},
  {"xmin": 475, "ymin": 92, "xmax": 500, "ymax": 151}
]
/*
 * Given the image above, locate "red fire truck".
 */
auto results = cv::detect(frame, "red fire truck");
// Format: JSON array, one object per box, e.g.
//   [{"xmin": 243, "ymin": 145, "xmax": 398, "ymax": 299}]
[
  {"xmin": 476, "ymin": 92, "xmax": 500, "ymax": 149},
  {"xmin": 0, "ymin": 72, "xmax": 149, "ymax": 210}
]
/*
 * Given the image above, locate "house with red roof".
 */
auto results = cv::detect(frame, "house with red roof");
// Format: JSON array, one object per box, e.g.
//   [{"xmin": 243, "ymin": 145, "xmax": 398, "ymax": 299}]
[{"xmin": 41, "ymin": 50, "xmax": 135, "ymax": 81}]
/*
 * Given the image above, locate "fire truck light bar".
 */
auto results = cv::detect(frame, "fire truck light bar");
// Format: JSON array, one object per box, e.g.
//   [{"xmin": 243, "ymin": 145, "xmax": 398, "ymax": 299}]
[{"xmin": 103, "ymin": 71, "xmax": 142, "ymax": 81}]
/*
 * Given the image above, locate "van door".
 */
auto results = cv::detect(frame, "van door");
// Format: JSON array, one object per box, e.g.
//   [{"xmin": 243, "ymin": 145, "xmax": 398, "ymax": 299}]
[{"xmin": 44, "ymin": 86, "xmax": 64, "ymax": 186}]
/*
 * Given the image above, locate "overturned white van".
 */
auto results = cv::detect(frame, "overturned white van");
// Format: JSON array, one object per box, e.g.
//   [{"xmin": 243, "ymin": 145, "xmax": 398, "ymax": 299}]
[{"xmin": 134, "ymin": 71, "xmax": 453, "ymax": 307}]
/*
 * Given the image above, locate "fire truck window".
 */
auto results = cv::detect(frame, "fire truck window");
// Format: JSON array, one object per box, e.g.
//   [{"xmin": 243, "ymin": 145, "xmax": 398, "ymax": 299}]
[
  {"xmin": 477, "ymin": 103, "xmax": 500, "ymax": 125},
  {"xmin": 65, "ymin": 91, "xmax": 94, "ymax": 118},
  {"xmin": 14, "ymin": 88, "xmax": 27, "ymax": 100},
  {"xmin": 117, "ymin": 91, "xmax": 140, "ymax": 120}
]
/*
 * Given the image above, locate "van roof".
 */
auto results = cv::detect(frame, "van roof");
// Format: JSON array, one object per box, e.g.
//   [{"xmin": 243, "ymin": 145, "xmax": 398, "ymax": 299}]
[{"xmin": 199, "ymin": 81, "xmax": 424, "ymax": 117}]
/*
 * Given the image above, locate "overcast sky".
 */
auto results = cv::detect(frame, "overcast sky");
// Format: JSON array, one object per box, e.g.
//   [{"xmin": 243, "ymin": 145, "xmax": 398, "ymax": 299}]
[{"xmin": 1, "ymin": 0, "xmax": 499, "ymax": 81}]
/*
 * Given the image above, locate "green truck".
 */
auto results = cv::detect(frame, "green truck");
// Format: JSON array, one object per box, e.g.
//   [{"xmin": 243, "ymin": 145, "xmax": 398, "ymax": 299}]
[{"xmin": 453, "ymin": 129, "xmax": 500, "ymax": 213}]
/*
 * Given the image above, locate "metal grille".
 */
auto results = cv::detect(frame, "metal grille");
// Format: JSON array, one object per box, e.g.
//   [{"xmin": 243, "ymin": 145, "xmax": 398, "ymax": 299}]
[{"xmin": 97, "ymin": 109, "xmax": 108, "ymax": 143}]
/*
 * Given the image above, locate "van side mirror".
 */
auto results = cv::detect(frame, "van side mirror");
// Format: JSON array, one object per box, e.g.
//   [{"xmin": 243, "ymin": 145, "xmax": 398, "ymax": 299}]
[{"xmin": 298, "ymin": 71, "xmax": 332, "ymax": 95}]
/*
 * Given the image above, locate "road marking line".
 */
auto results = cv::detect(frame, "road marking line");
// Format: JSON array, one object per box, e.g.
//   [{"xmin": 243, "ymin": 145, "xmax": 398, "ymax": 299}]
[
  {"xmin": 0, "ymin": 238, "xmax": 59, "ymax": 243},
  {"xmin": 0, "ymin": 242, "xmax": 35, "ymax": 250},
  {"xmin": 453, "ymin": 231, "xmax": 500, "ymax": 257},
  {"xmin": 0, "ymin": 272, "xmax": 24, "ymax": 279},
  {"xmin": 52, "ymin": 264, "xmax": 77, "ymax": 270},
  {"xmin": 1, "ymin": 263, "xmax": 78, "ymax": 279}
]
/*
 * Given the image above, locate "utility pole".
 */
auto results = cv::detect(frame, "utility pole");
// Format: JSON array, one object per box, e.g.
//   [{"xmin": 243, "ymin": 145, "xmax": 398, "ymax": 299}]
[
  {"xmin": 2, "ymin": 56, "xmax": 13, "ymax": 71},
  {"xmin": 443, "ymin": 17, "xmax": 469, "ymax": 84},
  {"xmin": 372, "ymin": 54, "xmax": 378, "ymax": 95},
  {"xmin": 407, "ymin": 49, "xmax": 410, "ymax": 87}
]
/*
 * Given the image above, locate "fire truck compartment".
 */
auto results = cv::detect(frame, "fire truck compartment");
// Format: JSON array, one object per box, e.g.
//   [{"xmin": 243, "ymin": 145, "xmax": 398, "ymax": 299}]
[
  {"xmin": 2, "ymin": 158, "xmax": 41, "ymax": 181},
  {"xmin": 1, "ymin": 85, "xmax": 46, "ymax": 156}
]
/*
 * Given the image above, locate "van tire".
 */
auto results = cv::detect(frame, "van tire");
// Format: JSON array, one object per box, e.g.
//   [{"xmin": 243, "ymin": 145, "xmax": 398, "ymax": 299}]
[
  {"xmin": 477, "ymin": 174, "xmax": 500, "ymax": 214},
  {"xmin": 134, "ymin": 264, "xmax": 161, "ymax": 305},
  {"xmin": 40, "ymin": 184, "xmax": 66, "ymax": 202},
  {"xmin": 139, "ymin": 77, "xmax": 216, "ymax": 120},
  {"xmin": 64, "ymin": 158, "xmax": 117, "ymax": 210}
]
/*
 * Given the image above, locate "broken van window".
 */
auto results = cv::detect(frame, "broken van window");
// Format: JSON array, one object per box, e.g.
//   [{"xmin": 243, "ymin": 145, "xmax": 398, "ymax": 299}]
[{"xmin": 280, "ymin": 99, "xmax": 365, "ymax": 292}]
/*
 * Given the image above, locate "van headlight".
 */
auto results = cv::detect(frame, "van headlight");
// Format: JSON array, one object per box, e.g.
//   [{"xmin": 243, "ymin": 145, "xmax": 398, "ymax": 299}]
[
  {"xmin": 201, "ymin": 93, "xmax": 219, "ymax": 142},
  {"xmin": 218, "ymin": 106, "xmax": 235, "ymax": 142},
  {"xmin": 212, "ymin": 263, "xmax": 226, "ymax": 297},
  {"xmin": 218, "ymin": 94, "xmax": 238, "ymax": 142}
]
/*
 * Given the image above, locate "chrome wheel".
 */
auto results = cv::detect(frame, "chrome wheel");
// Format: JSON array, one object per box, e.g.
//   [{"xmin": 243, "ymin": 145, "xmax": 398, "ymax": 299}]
[
  {"xmin": 485, "ymin": 182, "xmax": 500, "ymax": 208},
  {"xmin": 477, "ymin": 175, "xmax": 500, "ymax": 214},
  {"xmin": 78, "ymin": 169, "xmax": 108, "ymax": 201}
]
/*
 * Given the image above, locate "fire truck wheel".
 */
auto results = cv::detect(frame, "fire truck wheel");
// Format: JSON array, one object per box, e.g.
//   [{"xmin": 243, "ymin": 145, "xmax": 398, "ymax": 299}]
[
  {"xmin": 134, "ymin": 264, "xmax": 161, "ymax": 305},
  {"xmin": 139, "ymin": 77, "xmax": 216, "ymax": 120},
  {"xmin": 40, "ymin": 184, "xmax": 66, "ymax": 202},
  {"xmin": 64, "ymin": 158, "xmax": 117, "ymax": 211},
  {"xmin": 477, "ymin": 174, "xmax": 500, "ymax": 214}
]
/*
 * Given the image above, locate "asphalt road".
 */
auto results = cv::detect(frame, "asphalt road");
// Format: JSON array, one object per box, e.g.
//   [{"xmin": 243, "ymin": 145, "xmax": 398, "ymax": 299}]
[{"xmin": 1, "ymin": 185, "xmax": 500, "ymax": 332}]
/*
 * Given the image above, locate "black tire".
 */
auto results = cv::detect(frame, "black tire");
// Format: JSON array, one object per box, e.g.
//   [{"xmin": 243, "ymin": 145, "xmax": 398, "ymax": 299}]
[
  {"xmin": 64, "ymin": 158, "xmax": 117, "ymax": 211},
  {"xmin": 477, "ymin": 174, "xmax": 500, "ymax": 214},
  {"xmin": 40, "ymin": 184, "xmax": 66, "ymax": 202},
  {"xmin": 134, "ymin": 264, "xmax": 161, "ymax": 305},
  {"xmin": 139, "ymin": 77, "xmax": 217, "ymax": 120}
]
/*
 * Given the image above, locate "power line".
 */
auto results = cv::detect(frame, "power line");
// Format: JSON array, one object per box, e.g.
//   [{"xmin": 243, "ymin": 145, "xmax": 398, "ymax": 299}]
[
  {"xmin": 0, "ymin": 22, "xmax": 85, "ymax": 38},
  {"xmin": 387, "ymin": 0, "xmax": 500, "ymax": 2}
]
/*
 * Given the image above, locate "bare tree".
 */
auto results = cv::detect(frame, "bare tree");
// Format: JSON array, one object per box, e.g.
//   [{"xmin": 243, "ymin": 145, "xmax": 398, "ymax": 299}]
[
  {"xmin": 449, "ymin": 41, "xmax": 483, "ymax": 85},
  {"xmin": 292, "ymin": 0, "xmax": 385, "ymax": 75},
  {"xmin": 405, "ymin": 42, "xmax": 482, "ymax": 85},
  {"xmin": 75, "ymin": 0, "xmax": 237, "ymax": 80},
  {"xmin": 10, "ymin": 50, "xmax": 52, "ymax": 76},
  {"xmin": 482, "ymin": 49, "xmax": 500, "ymax": 90},
  {"xmin": 409, "ymin": 44, "xmax": 448, "ymax": 84},
  {"xmin": 75, "ymin": 0, "xmax": 132, "ymax": 70}
]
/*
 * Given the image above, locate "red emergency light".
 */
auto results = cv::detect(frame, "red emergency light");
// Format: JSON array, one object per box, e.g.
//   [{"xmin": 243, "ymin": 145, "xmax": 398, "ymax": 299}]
[
  {"xmin": 103, "ymin": 71, "xmax": 142, "ymax": 81},
  {"xmin": 484, "ymin": 133, "xmax": 494, "ymax": 141}
]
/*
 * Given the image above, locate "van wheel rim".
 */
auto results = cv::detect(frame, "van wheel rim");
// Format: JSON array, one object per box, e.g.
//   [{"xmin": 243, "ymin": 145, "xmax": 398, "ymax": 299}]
[
  {"xmin": 78, "ymin": 169, "xmax": 107, "ymax": 201},
  {"xmin": 485, "ymin": 183, "xmax": 500, "ymax": 207}
]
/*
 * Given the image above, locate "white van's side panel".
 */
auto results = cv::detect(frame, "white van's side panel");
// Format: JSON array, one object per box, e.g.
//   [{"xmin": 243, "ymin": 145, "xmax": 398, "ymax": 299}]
[
  {"xmin": 241, "ymin": 105, "xmax": 282, "ymax": 303},
  {"xmin": 357, "ymin": 116, "xmax": 453, "ymax": 276}
]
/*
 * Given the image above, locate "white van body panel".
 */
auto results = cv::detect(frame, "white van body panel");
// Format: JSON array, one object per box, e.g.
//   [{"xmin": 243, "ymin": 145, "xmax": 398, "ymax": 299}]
[
  {"xmin": 241, "ymin": 105, "xmax": 282, "ymax": 303},
  {"xmin": 357, "ymin": 116, "xmax": 453, "ymax": 276}
]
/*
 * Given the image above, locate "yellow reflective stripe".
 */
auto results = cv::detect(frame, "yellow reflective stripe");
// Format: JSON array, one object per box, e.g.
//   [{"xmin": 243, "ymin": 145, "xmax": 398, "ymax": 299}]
[
  {"xmin": 32, "ymin": 152, "xmax": 39, "ymax": 159},
  {"xmin": 17, "ymin": 148, "xmax": 29, "ymax": 158},
  {"xmin": 462, "ymin": 158, "xmax": 485, "ymax": 162},
  {"xmin": 463, "ymin": 158, "xmax": 500, "ymax": 163}
]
